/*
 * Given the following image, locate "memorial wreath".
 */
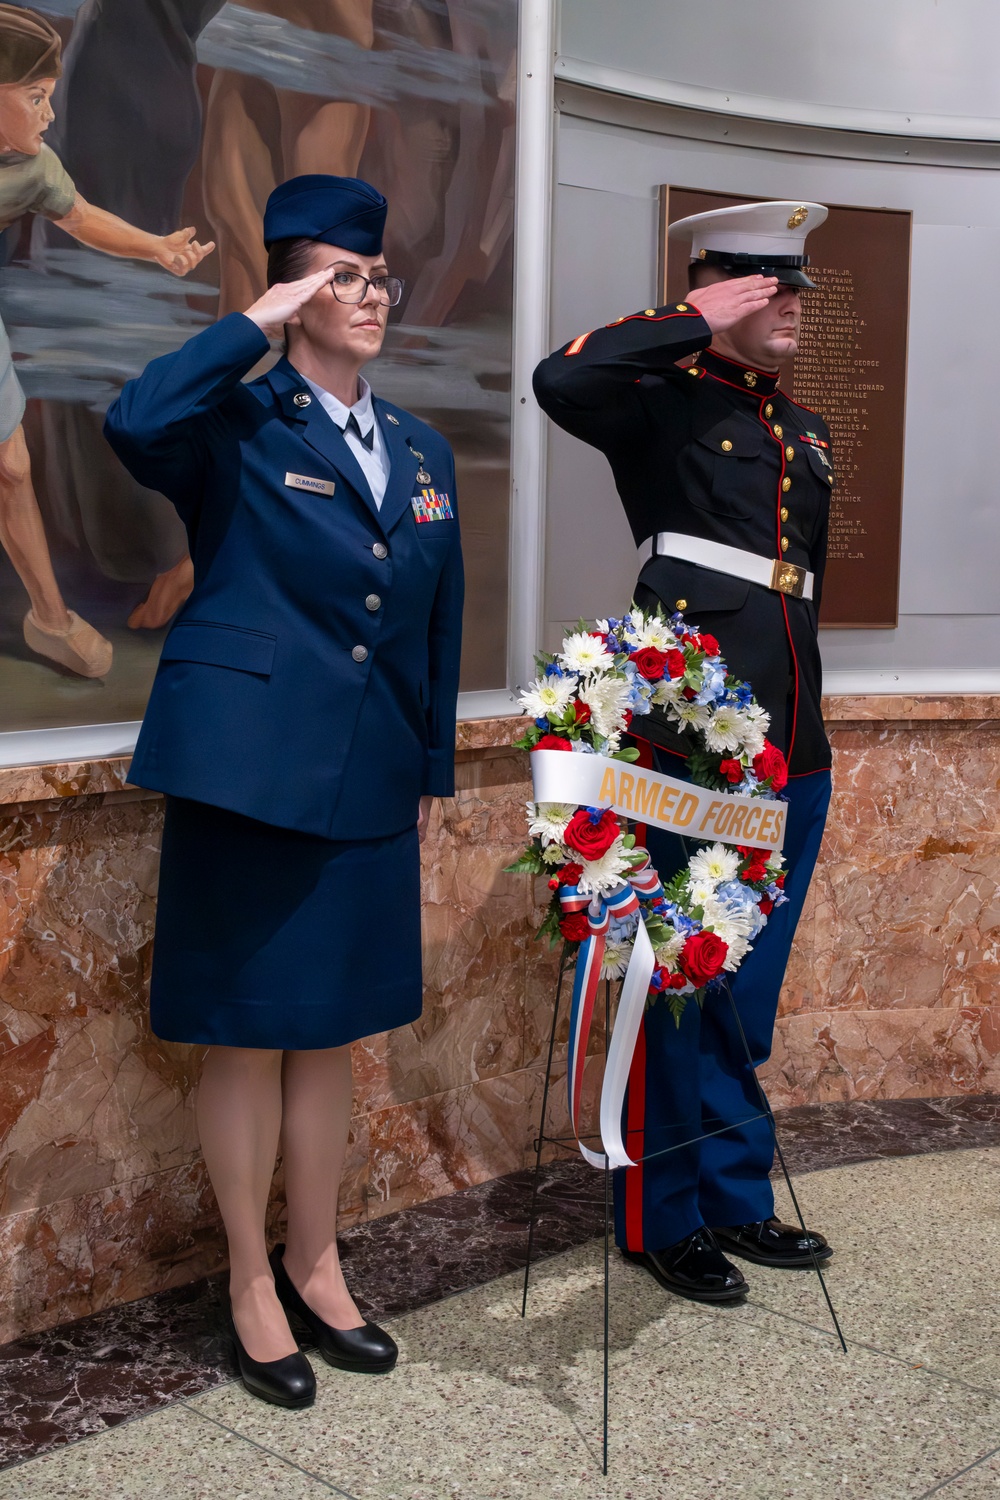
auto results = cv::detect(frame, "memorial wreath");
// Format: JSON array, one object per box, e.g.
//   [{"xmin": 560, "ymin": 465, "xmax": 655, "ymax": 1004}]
[{"xmin": 509, "ymin": 606, "xmax": 792, "ymax": 1167}]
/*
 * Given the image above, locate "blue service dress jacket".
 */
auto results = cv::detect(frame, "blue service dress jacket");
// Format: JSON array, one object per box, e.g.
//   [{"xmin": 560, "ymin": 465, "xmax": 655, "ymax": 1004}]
[{"xmin": 104, "ymin": 312, "xmax": 464, "ymax": 841}]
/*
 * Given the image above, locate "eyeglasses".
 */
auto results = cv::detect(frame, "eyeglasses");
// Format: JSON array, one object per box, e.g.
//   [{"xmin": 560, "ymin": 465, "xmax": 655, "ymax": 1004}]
[{"xmin": 330, "ymin": 271, "xmax": 404, "ymax": 307}]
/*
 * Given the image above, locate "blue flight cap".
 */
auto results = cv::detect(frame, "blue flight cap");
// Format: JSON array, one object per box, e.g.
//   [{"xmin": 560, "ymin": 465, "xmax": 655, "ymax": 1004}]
[{"xmin": 263, "ymin": 175, "xmax": 387, "ymax": 254}]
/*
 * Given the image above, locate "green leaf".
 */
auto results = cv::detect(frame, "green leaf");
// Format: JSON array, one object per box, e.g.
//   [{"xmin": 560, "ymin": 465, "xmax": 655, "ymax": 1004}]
[
  {"xmin": 503, "ymin": 848, "xmax": 548, "ymax": 875},
  {"xmin": 613, "ymin": 746, "xmax": 642, "ymax": 762}
]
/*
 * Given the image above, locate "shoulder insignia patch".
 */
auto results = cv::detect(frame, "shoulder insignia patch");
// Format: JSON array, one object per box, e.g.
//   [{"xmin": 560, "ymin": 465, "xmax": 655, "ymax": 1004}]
[{"xmin": 565, "ymin": 331, "xmax": 592, "ymax": 356}]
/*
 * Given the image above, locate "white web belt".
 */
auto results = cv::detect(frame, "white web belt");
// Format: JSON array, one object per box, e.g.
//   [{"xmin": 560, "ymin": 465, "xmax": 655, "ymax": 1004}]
[{"xmin": 637, "ymin": 531, "xmax": 814, "ymax": 602}]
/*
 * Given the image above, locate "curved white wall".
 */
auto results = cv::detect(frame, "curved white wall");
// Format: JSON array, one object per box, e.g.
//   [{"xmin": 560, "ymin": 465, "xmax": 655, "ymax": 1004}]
[{"xmin": 560, "ymin": 0, "xmax": 1000, "ymax": 137}]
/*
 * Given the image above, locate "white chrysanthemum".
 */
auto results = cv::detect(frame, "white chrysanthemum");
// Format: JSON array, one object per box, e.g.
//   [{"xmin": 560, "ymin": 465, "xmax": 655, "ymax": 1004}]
[
  {"xmin": 719, "ymin": 933, "xmax": 750, "ymax": 971},
  {"xmin": 701, "ymin": 898, "xmax": 756, "ymax": 948},
  {"xmin": 742, "ymin": 704, "xmax": 770, "ymax": 757},
  {"xmin": 575, "ymin": 841, "xmax": 631, "ymax": 897},
  {"xmin": 580, "ymin": 674, "xmax": 631, "ymax": 738},
  {"xmin": 688, "ymin": 844, "xmax": 740, "ymax": 886},
  {"xmin": 653, "ymin": 930, "xmax": 686, "ymax": 965},
  {"xmin": 673, "ymin": 700, "xmax": 712, "ymax": 733},
  {"xmin": 688, "ymin": 878, "xmax": 718, "ymax": 907},
  {"xmin": 559, "ymin": 631, "xmax": 614, "ymax": 675},
  {"xmin": 519, "ymin": 674, "xmax": 575, "ymax": 720},
  {"xmin": 623, "ymin": 610, "xmax": 677, "ymax": 653},
  {"xmin": 542, "ymin": 842, "xmax": 565, "ymax": 865},
  {"xmin": 527, "ymin": 801, "xmax": 574, "ymax": 845},
  {"xmin": 600, "ymin": 941, "xmax": 631, "ymax": 980},
  {"xmin": 651, "ymin": 677, "xmax": 683, "ymax": 708},
  {"xmin": 704, "ymin": 706, "xmax": 749, "ymax": 754}
]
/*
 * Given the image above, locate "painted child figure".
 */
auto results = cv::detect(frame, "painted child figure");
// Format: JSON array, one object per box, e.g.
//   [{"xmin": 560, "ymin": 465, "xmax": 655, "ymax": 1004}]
[{"xmin": 0, "ymin": 5, "xmax": 214, "ymax": 677}]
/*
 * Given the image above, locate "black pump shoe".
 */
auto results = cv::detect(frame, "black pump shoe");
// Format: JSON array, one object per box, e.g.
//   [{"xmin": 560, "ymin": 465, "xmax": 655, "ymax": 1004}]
[
  {"xmin": 622, "ymin": 1227, "xmax": 748, "ymax": 1304},
  {"xmin": 270, "ymin": 1244, "xmax": 398, "ymax": 1373},
  {"xmin": 229, "ymin": 1310, "xmax": 316, "ymax": 1408}
]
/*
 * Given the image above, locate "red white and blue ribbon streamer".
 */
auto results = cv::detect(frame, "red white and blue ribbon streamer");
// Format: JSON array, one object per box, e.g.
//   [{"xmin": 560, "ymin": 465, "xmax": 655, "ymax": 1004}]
[{"xmin": 562, "ymin": 852, "xmax": 664, "ymax": 1169}]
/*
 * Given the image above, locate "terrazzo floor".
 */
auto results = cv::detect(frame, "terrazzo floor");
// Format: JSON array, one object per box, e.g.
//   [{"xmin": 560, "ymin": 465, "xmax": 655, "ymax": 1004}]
[{"xmin": 4, "ymin": 1135, "xmax": 1000, "ymax": 1498}]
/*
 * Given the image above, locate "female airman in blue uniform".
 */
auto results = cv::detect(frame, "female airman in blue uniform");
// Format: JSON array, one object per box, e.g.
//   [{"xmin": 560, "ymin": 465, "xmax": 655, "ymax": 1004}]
[{"xmin": 105, "ymin": 175, "xmax": 464, "ymax": 1409}]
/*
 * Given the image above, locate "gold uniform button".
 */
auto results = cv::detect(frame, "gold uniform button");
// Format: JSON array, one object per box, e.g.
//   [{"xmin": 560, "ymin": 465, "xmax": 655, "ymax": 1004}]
[
  {"xmin": 780, "ymin": 507, "xmax": 789, "ymax": 522},
  {"xmin": 828, "ymin": 473, "xmax": 834, "ymax": 484},
  {"xmin": 644, "ymin": 308, "xmax": 656, "ymax": 316},
  {"xmin": 781, "ymin": 537, "xmax": 790, "ymax": 553},
  {"xmin": 782, "ymin": 476, "xmax": 792, "ymax": 493},
  {"xmin": 773, "ymin": 424, "xmax": 783, "ymax": 439},
  {"xmin": 687, "ymin": 366, "xmax": 701, "ymax": 376},
  {"xmin": 785, "ymin": 446, "xmax": 795, "ymax": 461},
  {"xmin": 764, "ymin": 403, "xmax": 774, "ymax": 418},
  {"xmin": 676, "ymin": 303, "xmax": 689, "ymax": 312},
  {"xmin": 721, "ymin": 439, "xmax": 733, "ymax": 452},
  {"xmin": 675, "ymin": 598, "xmax": 687, "ymax": 611}
]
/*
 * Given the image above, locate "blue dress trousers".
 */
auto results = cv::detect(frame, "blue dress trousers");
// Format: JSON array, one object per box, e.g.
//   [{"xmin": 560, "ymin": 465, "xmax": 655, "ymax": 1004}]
[{"xmin": 104, "ymin": 313, "xmax": 464, "ymax": 1048}]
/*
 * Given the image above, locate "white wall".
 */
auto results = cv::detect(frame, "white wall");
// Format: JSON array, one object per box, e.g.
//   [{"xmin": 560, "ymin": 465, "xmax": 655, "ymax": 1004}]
[{"xmin": 559, "ymin": 0, "xmax": 1000, "ymax": 138}]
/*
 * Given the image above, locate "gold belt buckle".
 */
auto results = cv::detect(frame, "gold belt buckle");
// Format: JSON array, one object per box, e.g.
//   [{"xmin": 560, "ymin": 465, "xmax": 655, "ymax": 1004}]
[{"xmin": 770, "ymin": 560, "xmax": 806, "ymax": 598}]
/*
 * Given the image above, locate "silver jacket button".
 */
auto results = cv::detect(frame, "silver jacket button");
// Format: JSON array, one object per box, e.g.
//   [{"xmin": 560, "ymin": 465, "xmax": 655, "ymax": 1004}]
[
  {"xmin": 372, "ymin": 542, "xmax": 388, "ymax": 559},
  {"xmin": 351, "ymin": 645, "xmax": 369, "ymax": 663},
  {"xmin": 365, "ymin": 594, "xmax": 381, "ymax": 612}
]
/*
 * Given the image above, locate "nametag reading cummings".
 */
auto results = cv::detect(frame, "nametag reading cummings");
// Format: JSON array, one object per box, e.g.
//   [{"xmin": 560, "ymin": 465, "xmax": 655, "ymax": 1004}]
[{"xmin": 285, "ymin": 472, "xmax": 335, "ymax": 496}]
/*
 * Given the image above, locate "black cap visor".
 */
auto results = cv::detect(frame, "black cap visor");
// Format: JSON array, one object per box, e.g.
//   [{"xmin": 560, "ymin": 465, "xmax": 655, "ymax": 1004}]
[{"xmin": 694, "ymin": 248, "xmax": 816, "ymax": 289}]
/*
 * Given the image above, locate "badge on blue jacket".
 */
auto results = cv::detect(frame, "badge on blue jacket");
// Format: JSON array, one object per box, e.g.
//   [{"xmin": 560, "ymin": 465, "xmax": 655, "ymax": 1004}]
[{"xmin": 411, "ymin": 487, "xmax": 454, "ymax": 523}]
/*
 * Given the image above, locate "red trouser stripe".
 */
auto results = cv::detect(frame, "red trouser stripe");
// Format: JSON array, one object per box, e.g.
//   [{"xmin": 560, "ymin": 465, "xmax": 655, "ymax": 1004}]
[{"xmin": 624, "ymin": 1020, "xmax": 647, "ymax": 1251}]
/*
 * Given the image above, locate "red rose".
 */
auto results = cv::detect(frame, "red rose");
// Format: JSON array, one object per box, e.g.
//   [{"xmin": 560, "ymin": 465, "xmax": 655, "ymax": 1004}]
[
  {"xmin": 633, "ymin": 646, "xmax": 668, "ymax": 681},
  {"xmin": 666, "ymin": 649, "xmax": 687, "ymax": 680},
  {"xmin": 667, "ymin": 971, "xmax": 688, "ymax": 990},
  {"xmin": 548, "ymin": 877, "xmax": 559, "ymax": 891},
  {"xmin": 534, "ymin": 734, "xmax": 573, "ymax": 752},
  {"xmin": 558, "ymin": 861, "xmax": 583, "ymax": 886},
  {"xmin": 679, "ymin": 931, "xmax": 729, "ymax": 986},
  {"xmin": 719, "ymin": 758, "xmax": 743, "ymax": 784},
  {"xmin": 574, "ymin": 702, "xmax": 592, "ymax": 725},
  {"xmin": 752, "ymin": 740, "xmax": 789, "ymax": 792},
  {"xmin": 698, "ymin": 633, "xmax": 721, "ymax": 657},
  {"xmin": 563, "ymin": 808, "xmax": 621, "ymax": 861},
  {"xmin": 758, "ymin": 897, "xmax": 774, "ymax": 916},
  {"xmin": 559, "ymin": 911, "xmax": 590, "ymax": 943}
]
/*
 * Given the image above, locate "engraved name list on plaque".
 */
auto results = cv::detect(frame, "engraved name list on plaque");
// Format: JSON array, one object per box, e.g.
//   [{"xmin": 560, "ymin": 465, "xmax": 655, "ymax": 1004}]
[{"xmin": 659, "ymin": 186, "xmax": 911, "ymax": 629}]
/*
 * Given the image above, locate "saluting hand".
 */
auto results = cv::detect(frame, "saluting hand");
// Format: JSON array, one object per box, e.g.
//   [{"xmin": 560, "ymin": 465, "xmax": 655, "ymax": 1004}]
[
  {"xmin": 243, "ymin": 267, "xmax": 338, "ymax": 338},
  {"xmin": 685, "ymin": 275, "xmax": 778, "ymax": 334}
]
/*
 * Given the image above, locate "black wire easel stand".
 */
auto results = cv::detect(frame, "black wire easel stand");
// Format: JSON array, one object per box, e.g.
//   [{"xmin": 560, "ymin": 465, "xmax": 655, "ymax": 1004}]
[{"xmin": 520, "ymin": 949, "xmax": 847, "ymax": 1477}]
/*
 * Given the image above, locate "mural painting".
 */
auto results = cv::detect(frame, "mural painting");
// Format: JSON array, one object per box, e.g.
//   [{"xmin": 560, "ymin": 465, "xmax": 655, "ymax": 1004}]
[{"xmin": 0, "ymin": 0, "xmax": 515, "ymax": 738}]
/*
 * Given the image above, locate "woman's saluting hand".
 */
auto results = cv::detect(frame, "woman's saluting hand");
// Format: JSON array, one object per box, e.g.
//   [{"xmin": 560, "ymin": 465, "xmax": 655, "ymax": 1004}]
[{"xmin": 243, "ymin": 266, "xmax": 338, "ymax": 338}]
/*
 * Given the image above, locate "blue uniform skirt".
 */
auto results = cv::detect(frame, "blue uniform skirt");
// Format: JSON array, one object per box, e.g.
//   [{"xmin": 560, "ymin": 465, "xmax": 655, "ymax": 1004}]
[{"xmin": 150, "ymin": 796, "xmax": 423, "ymax": 1049}]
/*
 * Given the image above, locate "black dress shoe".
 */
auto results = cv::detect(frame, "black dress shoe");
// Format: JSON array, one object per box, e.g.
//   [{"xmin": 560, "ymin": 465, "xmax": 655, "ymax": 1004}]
[
  {"xmin": 270, "ymin": 1244, "xmax": 398, "ymax": 1373},
  {"xmin": 229, "ymin": 1311, "xmax": 316, "ymax": 1409},
  {"xmin": 711, "ymin": 1217, "xmax": 833, "ymax": 1268},
  {"xmin": 621, "ymin": 1227, "xmax": 748, "ymax": 1304}
]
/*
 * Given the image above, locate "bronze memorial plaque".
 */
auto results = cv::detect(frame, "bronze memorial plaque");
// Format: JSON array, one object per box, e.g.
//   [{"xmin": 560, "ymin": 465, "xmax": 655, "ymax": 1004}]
[{"xmin": 659, "ymin": 187, "xmax": 911, "ymax": 629}]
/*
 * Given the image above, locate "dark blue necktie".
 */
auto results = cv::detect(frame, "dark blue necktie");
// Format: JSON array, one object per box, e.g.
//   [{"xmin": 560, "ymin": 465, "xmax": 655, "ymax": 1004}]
[{"xmin": 346, "ymin": 413, "xmax": 375, "ymax": 451}]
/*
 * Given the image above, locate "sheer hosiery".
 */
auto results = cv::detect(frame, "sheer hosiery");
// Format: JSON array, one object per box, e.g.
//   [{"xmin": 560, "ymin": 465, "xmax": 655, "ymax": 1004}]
[
  {"xmin": 280, "ymin": 1044, "xmax": 364, "ymax": 1330},
  {"xmin": 196, "ymin": 1044, "xmax": 296, "ymax": 1361}
]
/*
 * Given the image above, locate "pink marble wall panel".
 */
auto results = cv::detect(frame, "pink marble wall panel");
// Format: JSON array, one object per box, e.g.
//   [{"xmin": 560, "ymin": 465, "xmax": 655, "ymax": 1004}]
[
  {"xmin": 2, "ymin": 701, "xmax": 1000, "ymax": 1338},
  {"xmin": 760, "ymin": 712, "xmax": 1000, "ymax": 1105}
]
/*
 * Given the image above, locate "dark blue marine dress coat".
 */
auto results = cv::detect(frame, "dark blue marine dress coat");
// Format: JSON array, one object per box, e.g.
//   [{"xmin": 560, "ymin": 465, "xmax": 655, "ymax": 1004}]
[{"xmin": 104, "ymin": 312, "xmax": 464, "ymax": 1049}]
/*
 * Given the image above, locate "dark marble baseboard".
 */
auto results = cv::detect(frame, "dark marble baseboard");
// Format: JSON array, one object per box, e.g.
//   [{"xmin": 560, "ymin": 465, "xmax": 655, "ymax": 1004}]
[{"xmin": 3, "ymin": 1093, "xmax": 1000, "ymax": 1471}]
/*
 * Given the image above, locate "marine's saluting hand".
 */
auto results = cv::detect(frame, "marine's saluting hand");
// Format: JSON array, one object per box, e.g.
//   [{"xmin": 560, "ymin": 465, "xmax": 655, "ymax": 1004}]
[
  {"xmin": 244, "ymin": 267, "xmax": 338, "ymax": 337},
  {"xmin": 685, "ymin": 275, "xmax": 778, "ymax": 334}
]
